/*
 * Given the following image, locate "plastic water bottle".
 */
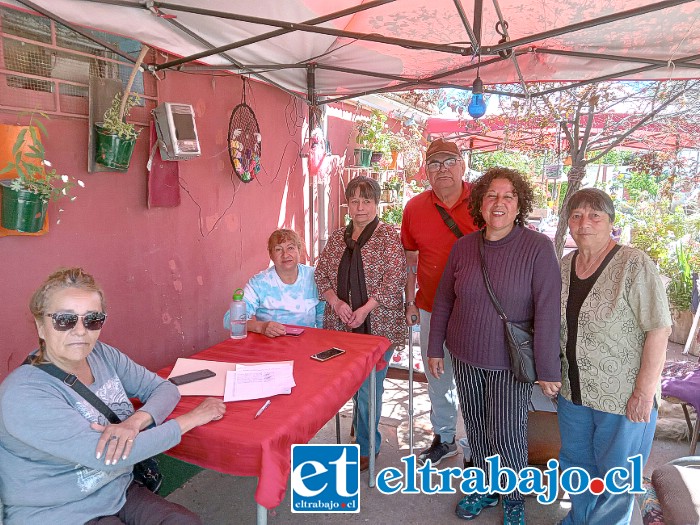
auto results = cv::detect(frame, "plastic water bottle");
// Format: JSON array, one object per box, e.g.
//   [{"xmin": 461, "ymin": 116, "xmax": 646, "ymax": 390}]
[{"xmin": 229, "ymin": 288, "xmax": 247, "ymax": 339}]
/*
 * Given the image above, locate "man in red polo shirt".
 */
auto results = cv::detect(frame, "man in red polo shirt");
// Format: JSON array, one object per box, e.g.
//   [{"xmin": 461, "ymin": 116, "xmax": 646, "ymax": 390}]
[{"xmin": 402, "ymin": 138, "xmax": 478, "ymax": 466}]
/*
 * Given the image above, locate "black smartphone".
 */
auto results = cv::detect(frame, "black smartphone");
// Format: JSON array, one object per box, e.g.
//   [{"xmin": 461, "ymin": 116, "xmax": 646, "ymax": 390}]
[
  {"xmin": 310, "ymin": 347, "xmax": 346, "ymax": 362},
  {"xmin": 169, "ymin": 369, "xmax": 216, "ymax": 385}
]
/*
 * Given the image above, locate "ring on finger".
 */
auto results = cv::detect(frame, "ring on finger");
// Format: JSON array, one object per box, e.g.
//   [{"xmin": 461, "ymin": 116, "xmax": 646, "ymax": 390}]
[{"xmin": 110, "ymin": 435, "xmax": 118, "ymax": 441}]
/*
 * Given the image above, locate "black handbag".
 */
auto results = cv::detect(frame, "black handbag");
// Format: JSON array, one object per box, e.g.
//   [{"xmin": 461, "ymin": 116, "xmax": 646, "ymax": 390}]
[
  {"xmin": 478, "ymin": 235, "xmax": 537, "ymax": 383},
  {"xmin": 25, "ymin": 360, "xmax": 164, "ymax": 492}
]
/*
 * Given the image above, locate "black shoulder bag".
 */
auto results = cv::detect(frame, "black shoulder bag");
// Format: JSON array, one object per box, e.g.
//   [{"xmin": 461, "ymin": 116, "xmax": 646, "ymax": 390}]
[
  {"xmin": 435, "ymin": 204, "xmax": 463, "ymax": 238},
  {"xmin": 25, "ymin": 360, "xmax": 164, "ymax": 493},
  {"xmin": 477, "ymin": 235, "xmax": 536, "ymax": 383}
]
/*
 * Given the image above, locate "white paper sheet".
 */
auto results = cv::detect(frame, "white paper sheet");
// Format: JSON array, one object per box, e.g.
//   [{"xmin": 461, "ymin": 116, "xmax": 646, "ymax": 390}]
[
  {"xmin": 223, "ymin": 361, "xmax": 295, "ymax": 401},
  {"xmin": 167, "ymin": 358, "xmax": 294, "ymax": 397}
]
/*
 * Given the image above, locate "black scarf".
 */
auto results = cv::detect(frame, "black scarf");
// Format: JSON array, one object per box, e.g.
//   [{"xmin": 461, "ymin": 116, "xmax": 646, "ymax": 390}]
[{"xmin": 337, "ymin": 216, "xmax": 379, "ymax": 334}]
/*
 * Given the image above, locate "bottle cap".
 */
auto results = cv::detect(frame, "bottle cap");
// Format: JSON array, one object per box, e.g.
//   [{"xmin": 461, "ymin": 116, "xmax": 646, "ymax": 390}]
[{"xmin": 232, "ymin": 288, "xmax": 244, "ymax": 301}]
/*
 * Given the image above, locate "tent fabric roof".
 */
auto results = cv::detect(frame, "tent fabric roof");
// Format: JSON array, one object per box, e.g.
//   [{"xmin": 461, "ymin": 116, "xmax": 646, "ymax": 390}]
[
  {"xmin": 426, "ymin": 114, "xmax": 700, "ymax": 153},
  {"xmin": 3, "ymin": 0, "xmax": 700, "ymax": 101}
]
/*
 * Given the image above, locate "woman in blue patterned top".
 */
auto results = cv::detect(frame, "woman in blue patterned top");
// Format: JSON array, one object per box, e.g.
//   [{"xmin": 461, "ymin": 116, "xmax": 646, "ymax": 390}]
[{"xmin": 223, "ymin": 229, "xmax": 324, "ymax": 337}]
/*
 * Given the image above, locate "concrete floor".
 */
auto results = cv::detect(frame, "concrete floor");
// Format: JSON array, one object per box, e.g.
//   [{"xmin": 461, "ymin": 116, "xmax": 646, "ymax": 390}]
[{"xmin": 166, "ymin": 343, "xmax": 694, "ymax": 524}]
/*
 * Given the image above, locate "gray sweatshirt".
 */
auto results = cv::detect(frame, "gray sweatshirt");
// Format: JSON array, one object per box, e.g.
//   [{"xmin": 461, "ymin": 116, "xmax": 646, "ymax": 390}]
[{"xmin": 0, "ymin": 341, "xmax": 182, "ymax": 524}]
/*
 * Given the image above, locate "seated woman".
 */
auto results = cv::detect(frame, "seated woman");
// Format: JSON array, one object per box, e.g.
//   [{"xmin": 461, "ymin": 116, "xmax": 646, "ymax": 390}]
[
  {"xmin": 223, "ymin": 229, "xmax": 324, "ymax": 337},
  {"xmin": 0, "ymin": 267, "xmax": 225, "ymax": 525}
]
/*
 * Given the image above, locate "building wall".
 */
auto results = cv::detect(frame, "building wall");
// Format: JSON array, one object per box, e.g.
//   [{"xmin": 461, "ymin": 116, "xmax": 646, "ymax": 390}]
[{"xmin": 0, "ymin": 71, "xmax": 309, "ymax": 379}]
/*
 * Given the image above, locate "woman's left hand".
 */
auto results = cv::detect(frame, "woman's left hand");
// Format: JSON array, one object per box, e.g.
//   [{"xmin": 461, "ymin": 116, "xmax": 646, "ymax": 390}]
[
  {"xmin": 91, "ymin": 421, "xmax": 140, "ymax": 465},
  {"xmin": 261, "ymin": 320, "xmax": 287, "ymax": 338},
  {"xmin": 346, "ymin": 307, "xmax": 369, "ymax": 329},
  {"xmin": 626, "ymin": 391, "xmax": 654, "ymax": 423},
  {"xmin": 428, "ymin": 358, "xmax": 444, "ymax": 379},
  {"xmin": 538, "ymin": 381, "xmax": 562, "ymax": 398}
]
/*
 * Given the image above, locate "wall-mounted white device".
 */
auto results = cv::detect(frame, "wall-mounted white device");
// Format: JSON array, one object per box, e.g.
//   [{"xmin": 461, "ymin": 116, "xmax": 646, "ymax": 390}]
[{"xmin": 152, "ymin": 102, "xmax": 201, "ymax": 160}]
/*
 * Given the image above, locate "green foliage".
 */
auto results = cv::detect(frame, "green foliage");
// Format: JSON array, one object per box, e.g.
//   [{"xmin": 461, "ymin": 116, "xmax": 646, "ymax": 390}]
[
  {"xmin": 610, "ymin": 171, "xmax": 660, "ymax": 203},
  {"xmin": 0, "ymin": 114, "xmax": 76, "ymax": 201},
  {"xmin": 380, "ymin": 204, "xmax": 403, "ymax": 224},
  {"xmin": 588, "ymin": 150, "xmax": 636, "ymax": 166},
  {"xmin": 628, "ymin": 203, "xmax": 687, "ymax": 262},
  {"xmin": 619, "ymin": 163, "xmax": 698, "ymax": 311},
  {"xmin": 662, "ymin": 243, "xmax": 693, "ymax": 310},
  {"xmin": 355, "ymin": 110, "xmax": 389, "ymax": 153},
  {"xmin": 101, "ymin": 92, "xmax": 140, "ymax": 140},
  {"xmin": 547, "ymin": 181, "xmax": 568, "ymax": 210},
  {"xmin": 386, "ymin": 176, "xmax": 403, "ymax": 192},
  {"xmin": 470, "ymin": 150, "xmax": 536, "ymax": 174}
]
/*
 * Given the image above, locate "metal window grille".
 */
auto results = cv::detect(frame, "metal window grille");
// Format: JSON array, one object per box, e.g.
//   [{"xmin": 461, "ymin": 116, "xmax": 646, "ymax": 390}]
[{"xmin": 0, "ymin": 6, "xmax": 156, "ymax": 122}]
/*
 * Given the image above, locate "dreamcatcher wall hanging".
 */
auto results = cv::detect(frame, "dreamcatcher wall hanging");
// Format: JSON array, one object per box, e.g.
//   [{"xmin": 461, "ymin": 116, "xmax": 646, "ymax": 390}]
[{"xmin": 228, "ymin": 79, "xmax": 262, "ymax": 182}]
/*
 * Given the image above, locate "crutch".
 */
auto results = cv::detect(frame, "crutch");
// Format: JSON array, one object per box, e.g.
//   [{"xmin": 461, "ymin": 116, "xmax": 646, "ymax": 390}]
[{"xmin": 408, "ymin": 314, "xmax": 418, "ymax": 456}]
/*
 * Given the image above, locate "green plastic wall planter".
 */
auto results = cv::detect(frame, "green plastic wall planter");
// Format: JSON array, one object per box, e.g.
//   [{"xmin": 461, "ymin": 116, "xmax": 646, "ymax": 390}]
[
  {"xmin": 0, "ymin": 180, "xmax": 48, "ymax": 233},
  {"xmin": 94, "ymin": 124, "xmax": 136, "ymax": 171},
  {"xmin": 358, "ymin": 148, "xmax": 372, "ymax": 167}
]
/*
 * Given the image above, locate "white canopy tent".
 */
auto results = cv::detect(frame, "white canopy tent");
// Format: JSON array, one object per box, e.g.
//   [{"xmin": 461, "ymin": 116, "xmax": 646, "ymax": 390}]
[{"xmin": 2, "ymin": 0, "xmax": 699, "ymax": 104}]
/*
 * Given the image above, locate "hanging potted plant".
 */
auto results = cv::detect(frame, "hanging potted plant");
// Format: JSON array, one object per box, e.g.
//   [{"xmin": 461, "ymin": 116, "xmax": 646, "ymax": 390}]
[
  {"xmin": 94, "ymin": 45, "xmax": 148, "ymax": 171},
  {"xmin": 94, "ymin": 91, "xmax": 140, "ymax": 171},
  {"xmin": 0, "ymin": 115, "xmax": 77, "ymax": 232}
]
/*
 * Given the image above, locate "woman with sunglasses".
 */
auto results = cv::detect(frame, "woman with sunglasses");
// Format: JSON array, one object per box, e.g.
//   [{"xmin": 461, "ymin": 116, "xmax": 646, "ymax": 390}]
[{"xmin": 0, "ymin": 267, "xmax": 225, "ymax": 525}]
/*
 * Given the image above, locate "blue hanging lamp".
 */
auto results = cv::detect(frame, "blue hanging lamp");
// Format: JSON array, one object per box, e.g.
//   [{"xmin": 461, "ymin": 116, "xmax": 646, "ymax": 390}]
[{"xmin": 468, "ymin": 57, "xmax": 487, "ymax": 119}]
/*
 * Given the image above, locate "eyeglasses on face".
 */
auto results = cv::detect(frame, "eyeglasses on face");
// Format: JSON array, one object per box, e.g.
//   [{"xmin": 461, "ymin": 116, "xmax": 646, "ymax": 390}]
[
  {"xmin": 426, "ymin": 157, "xmax": 460, "ymax": 173},
  {"xmin": 45, "ymin": 312, "xmax": 107, "ymax": 331}
]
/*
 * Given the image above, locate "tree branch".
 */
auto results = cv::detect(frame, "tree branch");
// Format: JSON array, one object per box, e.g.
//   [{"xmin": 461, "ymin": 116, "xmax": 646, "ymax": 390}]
[{"xmin": 587, "ymin": 82, "xmax": 700, "ymax": 164}]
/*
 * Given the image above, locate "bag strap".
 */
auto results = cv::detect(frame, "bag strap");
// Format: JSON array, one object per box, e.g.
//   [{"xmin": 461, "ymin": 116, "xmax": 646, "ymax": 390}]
[
  {"xmin": 23, "ymin": 358, "xmax": 121, "ymax": 424},
  {"xmin": 478, "ymin": 233, "xmax": 509, "ymax": 322},
  {"xmin": 434, "ymin": 203, "xmax": 463, "ymax": 239}
]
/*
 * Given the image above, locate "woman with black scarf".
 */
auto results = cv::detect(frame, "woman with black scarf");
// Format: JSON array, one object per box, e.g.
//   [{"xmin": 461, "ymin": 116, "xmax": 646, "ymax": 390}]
[{"xmin": 315, "ymin": 176, "xmax": 407, "ymax": 471}]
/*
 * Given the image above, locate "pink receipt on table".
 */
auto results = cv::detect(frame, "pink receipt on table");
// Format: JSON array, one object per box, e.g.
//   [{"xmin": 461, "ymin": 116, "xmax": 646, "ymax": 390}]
[{"xmin": 284, "ymin": 325, "xmax": 305, "ymax": 336}]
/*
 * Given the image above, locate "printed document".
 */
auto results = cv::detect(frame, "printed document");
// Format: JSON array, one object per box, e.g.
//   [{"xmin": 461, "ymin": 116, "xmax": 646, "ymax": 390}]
[{"xmin": 224, "ymin": 361, "xmax": 296, "ymax": 401}]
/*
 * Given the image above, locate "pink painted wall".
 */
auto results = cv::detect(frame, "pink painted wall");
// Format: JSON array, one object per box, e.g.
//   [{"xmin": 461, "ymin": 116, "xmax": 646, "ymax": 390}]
[{"xmin": 0, "ymin": 71, "xmax": 309, "ymax": 379}]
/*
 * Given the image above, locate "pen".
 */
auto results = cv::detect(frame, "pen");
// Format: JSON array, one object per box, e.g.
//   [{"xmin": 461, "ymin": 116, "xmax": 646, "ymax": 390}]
[{"xmin": 254, "ymin": 399, "xmax": 271, "ymax": 419}]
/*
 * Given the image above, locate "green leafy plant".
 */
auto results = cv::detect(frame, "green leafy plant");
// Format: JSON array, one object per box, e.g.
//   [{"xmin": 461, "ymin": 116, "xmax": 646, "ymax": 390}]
[
  {"xmin": 101, "ymin": 92, "xmax": 140, "ymax": 140},
  {"xmin": 380, "ymin": 204, "xmax": 403, "ymax": 224},
  {"xmin": 663, "ymin": 243, "xmax": 693, "ymax": 311},
  {"xmin": 0, "ymin": 114, "xmax": 77, "ymax": 201},
  {"xmin": 355, "ymin": 110, "xmax": 389, "ymax": 153},
  {"xmin": 627, "ymin": 201, "xmax": 687, "ymax": 263},
  {"xmin": 387, "ymin": 176, "xmax": 403, "ymax": 192},
  {"xmin": 610, "ymin": 170, "xmax": 660, "ymax": 204}
]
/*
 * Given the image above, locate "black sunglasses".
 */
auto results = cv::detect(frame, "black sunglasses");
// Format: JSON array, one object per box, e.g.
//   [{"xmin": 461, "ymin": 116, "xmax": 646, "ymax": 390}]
[{"xmin": 45, "ymin": 312, "xmax": 107, "ymax": 331}]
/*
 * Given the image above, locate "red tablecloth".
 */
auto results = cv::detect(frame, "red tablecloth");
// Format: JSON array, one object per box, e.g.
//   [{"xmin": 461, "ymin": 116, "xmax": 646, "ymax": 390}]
[{"xmin": 157, "ymin": 328, "xmax": 391, "ymax": 509}]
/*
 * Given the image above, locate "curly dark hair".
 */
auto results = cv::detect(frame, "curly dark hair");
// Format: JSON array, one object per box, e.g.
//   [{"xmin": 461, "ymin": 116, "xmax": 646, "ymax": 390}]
[{"xmin": 468, "ymin": 167, "xmax": 534, "ymax": 229}]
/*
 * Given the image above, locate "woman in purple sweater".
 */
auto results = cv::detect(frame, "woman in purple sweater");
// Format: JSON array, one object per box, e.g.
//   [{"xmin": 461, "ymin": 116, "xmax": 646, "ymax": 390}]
[{"xmin": 428, "ymin": 167, "xmax": 561, "ymax": 525}]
